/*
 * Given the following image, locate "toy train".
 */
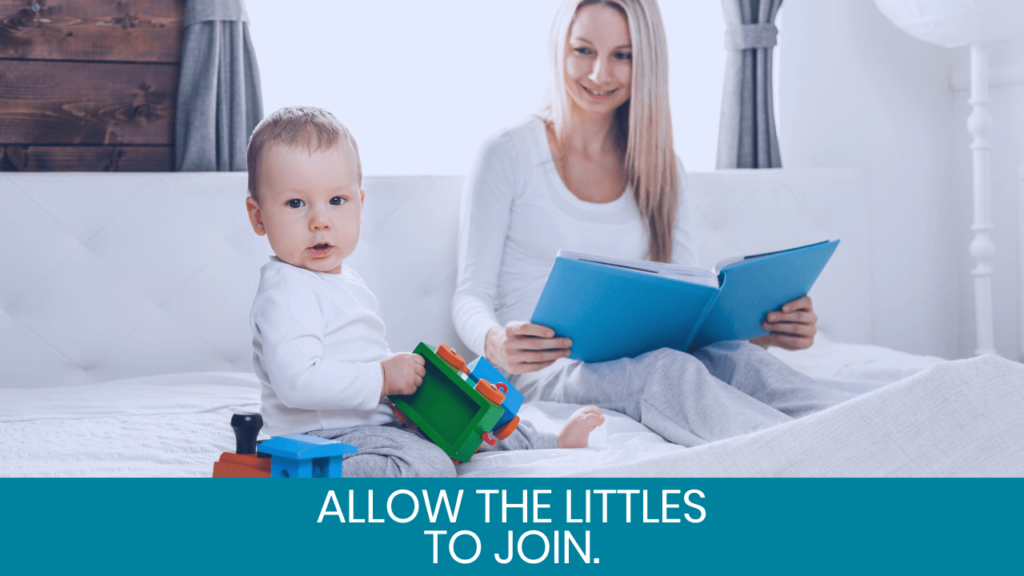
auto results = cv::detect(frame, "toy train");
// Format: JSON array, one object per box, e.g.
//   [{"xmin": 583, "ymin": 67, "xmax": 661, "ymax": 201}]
[
  {"xmin": 212, "ymin": 343, "xmax": 523, "ymax": 476},
  {"xmin": 211, "ymin": 413, "xmax": 356, "ymax": 478}
]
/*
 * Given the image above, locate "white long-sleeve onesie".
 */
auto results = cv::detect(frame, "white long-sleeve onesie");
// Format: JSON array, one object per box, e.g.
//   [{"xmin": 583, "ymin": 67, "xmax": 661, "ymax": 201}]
[
  {"xmin": 452, "ymin": 117, "xmax": 700, "ymax": 358},
  {"xmin": 251, "ymin": 257, "xmax": 396, "ymax": 437}
]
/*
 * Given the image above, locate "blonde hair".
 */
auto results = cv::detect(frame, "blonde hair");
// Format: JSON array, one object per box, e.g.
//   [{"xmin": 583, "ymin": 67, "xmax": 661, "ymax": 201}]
[
  {"xmin": 246, "ymin": 106, "xmax": 362, "ymax": 202},
  {"xmin": 546, "ymin": 0, "xmax": 678, "ymax": 263}
]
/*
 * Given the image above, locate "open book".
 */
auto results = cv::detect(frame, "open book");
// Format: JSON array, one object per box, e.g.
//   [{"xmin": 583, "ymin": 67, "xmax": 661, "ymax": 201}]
[{"xmin": 530, "ymin": 240, "xmax": 840, "ymax": 363}]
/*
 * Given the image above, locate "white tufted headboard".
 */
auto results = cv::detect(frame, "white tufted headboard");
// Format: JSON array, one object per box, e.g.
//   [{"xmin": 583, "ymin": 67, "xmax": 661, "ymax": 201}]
[{"xmin": 0, "ymin": 169, "xmax": 871, "ymax": 388}]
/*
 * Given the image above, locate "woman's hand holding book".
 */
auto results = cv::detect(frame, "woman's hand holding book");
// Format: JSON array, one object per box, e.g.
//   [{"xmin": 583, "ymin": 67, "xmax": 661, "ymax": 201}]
[
  {"xmin": 485, "ymin": 322, "xmax": 573, "ymax": 374},
  {"xmin": 750, "ymin": 296, "xmax": 818, "ymax": 350}
]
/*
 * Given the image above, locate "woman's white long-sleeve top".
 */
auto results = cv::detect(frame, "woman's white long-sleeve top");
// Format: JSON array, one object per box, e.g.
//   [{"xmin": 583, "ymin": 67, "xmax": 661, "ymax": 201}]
[{"xmin": 452, "ymin": 118, "xmax": 700, "ymax": 357}]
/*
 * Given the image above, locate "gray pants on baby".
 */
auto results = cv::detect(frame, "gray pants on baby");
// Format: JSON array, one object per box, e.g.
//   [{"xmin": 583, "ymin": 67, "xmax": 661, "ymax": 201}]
[
  {"xmin": 309, "ymin": 419, "xmax": 557, "ymax": 478},
  {"xmin": 514, "ymin": 340, "xmax": 850, "ymax": 447}
]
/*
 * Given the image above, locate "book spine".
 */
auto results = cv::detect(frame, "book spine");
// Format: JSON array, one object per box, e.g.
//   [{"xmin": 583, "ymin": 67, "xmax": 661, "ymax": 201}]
[{"xmin": 681, "ymin": 277, "xmax": 723, "ymax": 352}]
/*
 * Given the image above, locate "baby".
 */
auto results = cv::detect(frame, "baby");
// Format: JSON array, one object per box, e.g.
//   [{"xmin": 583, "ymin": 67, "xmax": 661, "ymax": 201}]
[{"xmin": 244, "ymin": 106, "xmax": 604, "ymax": 477}]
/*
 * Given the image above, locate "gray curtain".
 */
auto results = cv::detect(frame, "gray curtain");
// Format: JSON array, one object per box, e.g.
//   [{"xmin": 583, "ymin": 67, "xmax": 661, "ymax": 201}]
[
  {"xmin": 175, "ymin": 0, "xmax": 263, "ymax": 171},
  {"xmin": 716, "ymin": 0, "xmax": 783, "ymax": 169}
]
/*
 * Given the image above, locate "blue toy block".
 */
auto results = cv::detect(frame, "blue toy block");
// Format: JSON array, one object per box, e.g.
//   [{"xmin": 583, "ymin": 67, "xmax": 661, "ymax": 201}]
[
  {"xmin": 467, "ymin": 356, "xmax": 524, "ymax": 428},
  {"xmin": 257, "ymin": 434, "xmax": 357, "ymax": 478}
]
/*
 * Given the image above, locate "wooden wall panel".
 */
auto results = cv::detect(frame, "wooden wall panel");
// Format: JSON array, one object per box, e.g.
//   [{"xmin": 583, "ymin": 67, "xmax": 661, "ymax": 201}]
[
  {"xmin": 0, "ymin": 0, "xmax": 184, "ymax": 171},
  {"xmin": 1, "ymin": 144, "xmax": 174, "ymax": 171},
  {"xmin": 0, "ymin": 59, "xmax": 178, "ymax": 145},
  {"xmin": 0, "ymin": 0, "xmax": 186, "ymax": 63}
]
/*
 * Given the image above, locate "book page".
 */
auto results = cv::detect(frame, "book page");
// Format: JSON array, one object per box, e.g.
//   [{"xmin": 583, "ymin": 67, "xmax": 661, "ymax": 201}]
[
  {"xmin": 713, "ymin": 255, "xmax": 746, "ymax": 274},
  {"xmin": 557, "ymin": 250, "xmax": 719, "ymax": 287},
  {"xmin": 713, "ymin": 240, "xmax": 834, "ymax": 274}
]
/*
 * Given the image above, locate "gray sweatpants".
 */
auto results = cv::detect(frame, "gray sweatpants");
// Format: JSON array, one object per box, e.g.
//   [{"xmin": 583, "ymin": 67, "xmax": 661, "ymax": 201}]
[
  {"xmin": 309, "ymin": 419, "xmax": 557, "ymax": 478},
  {"xmin": 514, "ymin": 340, "xmax": 850, "ymax": 447}
]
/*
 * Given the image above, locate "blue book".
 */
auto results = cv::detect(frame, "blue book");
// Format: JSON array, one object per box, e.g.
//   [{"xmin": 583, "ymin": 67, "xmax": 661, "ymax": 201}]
[{"xmin": 530, "ymin": 240, "xmax": 840, "ymax": 363}]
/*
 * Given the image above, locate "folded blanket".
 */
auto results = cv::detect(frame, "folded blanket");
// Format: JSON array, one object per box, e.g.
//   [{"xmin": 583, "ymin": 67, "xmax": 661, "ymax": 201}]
[{"xmin": 569, "ymin": 355, "xmax": 1024, "ymax": 477}]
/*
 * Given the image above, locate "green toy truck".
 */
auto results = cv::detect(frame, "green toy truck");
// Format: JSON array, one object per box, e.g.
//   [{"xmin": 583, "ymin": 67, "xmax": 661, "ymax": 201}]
[{"xmin": 388, "ymin": 342, "xmax": 515, "ymax": 462}]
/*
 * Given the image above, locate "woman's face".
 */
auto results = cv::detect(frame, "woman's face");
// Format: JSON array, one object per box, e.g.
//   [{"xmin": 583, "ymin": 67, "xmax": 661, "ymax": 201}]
[{"xmin": 564, "ymin": 4, "xmax": 633, "ymax": 117}]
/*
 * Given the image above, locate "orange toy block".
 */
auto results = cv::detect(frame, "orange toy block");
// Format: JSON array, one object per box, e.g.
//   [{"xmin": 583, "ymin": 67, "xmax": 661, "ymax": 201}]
[{"xmin": 212, "ymin": 452, "xmax": 272, "ymax": 478}]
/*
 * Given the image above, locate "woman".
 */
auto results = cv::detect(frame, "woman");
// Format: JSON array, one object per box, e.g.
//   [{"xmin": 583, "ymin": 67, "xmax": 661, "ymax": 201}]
[{"xmin": 452, "ymin": 0, "xmax": 846, "ymax": 446}]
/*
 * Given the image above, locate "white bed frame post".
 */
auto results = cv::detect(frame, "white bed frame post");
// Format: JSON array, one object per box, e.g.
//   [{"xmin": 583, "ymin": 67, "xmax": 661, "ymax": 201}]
[
  {"xmin": 968, "ymin": 44, "xmax": 997, "ymax": 356},
  {"xmin": 1019, "ymin": 165, "xmax": 1024, "ymax": 362}
]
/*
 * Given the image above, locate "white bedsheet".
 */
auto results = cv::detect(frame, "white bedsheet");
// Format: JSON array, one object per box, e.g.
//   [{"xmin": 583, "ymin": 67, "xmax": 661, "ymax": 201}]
[
  {"xmin": 0, "ymin": 373, "xmax": 261, "ymax": 478},
  {"xmin": 0, "ymin": 371, "xmax": 676, "ymax": 478},
  {"xmin": 769, "ymin": 334, "xmax": 945, "ymax": 387},
  {"xmin": 0, "ymin": 341, "xmax": 966, "ymax": 478}
]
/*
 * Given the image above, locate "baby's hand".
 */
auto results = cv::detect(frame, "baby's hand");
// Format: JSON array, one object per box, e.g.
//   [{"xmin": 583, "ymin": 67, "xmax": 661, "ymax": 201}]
[{"xmin": 380, "ymin": 353, "xmax": 426, "ymax": 397}]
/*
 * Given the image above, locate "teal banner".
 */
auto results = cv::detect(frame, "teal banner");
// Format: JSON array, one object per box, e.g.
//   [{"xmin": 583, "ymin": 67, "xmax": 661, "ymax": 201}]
[{"xmin": 2, "ymin": 479, "xmax": 1019, "ymax": 573}]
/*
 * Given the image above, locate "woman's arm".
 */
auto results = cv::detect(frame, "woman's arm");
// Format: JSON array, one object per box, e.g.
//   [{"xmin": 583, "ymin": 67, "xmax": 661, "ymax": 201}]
[
  {"xmin": 452, "ymin": 132, "xmax": 520, "ymax": 357},
  {"xmin": 452, "ymin": 131, "xmax": 570, "ymax": 372}
]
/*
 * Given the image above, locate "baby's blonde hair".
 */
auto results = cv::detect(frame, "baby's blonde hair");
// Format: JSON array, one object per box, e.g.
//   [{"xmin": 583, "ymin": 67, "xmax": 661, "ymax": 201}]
[{"xmin": 246, "ymin": 106, "xmax": 362, "ymax": 202}]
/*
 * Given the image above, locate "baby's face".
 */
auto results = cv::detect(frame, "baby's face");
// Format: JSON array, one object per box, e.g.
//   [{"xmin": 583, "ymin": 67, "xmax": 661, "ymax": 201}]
[{"xmin": 246, "ymin": 143, "xmax": 364, "ymax": 274}]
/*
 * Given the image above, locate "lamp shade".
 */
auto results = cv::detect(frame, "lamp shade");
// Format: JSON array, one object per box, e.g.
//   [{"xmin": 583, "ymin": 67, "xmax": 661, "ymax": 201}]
[{"xmin": 874, "ymin": 0, "xmax": 1024, "ymax": 47}]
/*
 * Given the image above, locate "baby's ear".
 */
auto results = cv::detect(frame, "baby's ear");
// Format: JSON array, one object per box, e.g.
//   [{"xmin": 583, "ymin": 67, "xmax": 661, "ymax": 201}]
[{"xmin": 246, "ymin": 196, "xmax": 266, "ymax": 236}]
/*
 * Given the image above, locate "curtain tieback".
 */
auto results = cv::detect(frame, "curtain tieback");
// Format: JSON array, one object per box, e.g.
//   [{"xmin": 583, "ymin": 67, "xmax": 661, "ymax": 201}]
[{"xmin": 724, "ymin": 23, "xmax": 778, "ymax": 50}]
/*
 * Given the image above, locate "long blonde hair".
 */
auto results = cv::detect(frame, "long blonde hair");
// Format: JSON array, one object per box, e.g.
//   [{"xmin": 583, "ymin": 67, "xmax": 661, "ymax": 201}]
[{"xmin": 545, "ymin": 0, "xmax": 678, "ymax": 263}]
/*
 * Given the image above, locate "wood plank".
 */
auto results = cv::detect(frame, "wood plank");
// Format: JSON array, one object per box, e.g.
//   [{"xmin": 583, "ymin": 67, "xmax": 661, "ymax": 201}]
[
  {"xmin": 0, "ymin": 59, "xmax": 178, "ymax": 145},
  {"xmin": 0, "ymin": 144, "xmax": 174, "ymax": 171},
  {"xmin": 0, "ymin": 0, "xmax": 186, "ymax": 63}
]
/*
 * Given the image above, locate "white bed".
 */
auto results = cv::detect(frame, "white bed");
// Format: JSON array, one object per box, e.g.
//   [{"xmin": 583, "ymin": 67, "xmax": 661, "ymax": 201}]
[
  {"xmin": 3, "ymin": 344, "xmax": 1019, "ymax": 478},
  {"xmin": 2, "ymin": 171, "xmax": 1021, "ymax": 477}
]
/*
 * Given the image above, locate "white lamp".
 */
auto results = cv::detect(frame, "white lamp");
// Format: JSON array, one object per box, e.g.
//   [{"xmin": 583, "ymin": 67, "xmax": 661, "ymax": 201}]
[{"xmin": 875, "ymin": 0, "xmax": 1024, "ymax": 356}]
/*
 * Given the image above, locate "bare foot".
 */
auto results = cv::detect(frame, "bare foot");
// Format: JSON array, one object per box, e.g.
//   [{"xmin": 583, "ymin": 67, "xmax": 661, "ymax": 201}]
[{"xmin": 557, "ymin": 406, "xmax": 605, "ymax": 449}]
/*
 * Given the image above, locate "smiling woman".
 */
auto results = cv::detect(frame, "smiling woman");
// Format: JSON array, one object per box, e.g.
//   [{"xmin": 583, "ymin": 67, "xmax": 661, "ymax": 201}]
[
  {"xmin": 451, "ymin": 0, "xmax": 842, "ymax": 450},
  {"xmin": 563, "ymin": 7, "xmax": 634, "ymax": 113},
  {"xmin": 549, "ymin": 3, "xmax": 634, "ymax": 205},
  {"xmin": 544, "ymin": 0, "xmax": 675, "ymax": 262}
]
